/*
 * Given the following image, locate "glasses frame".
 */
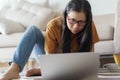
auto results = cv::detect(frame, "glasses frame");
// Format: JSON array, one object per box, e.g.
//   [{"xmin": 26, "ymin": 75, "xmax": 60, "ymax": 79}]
[{"xmin": 67, "ymin": 16, "xmax": 86, "ymax": 26}]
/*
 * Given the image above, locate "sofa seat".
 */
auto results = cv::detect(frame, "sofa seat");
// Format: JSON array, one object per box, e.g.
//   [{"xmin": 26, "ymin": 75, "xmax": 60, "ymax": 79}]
[
  {"xmin": 94, "ymin": 40, "xmax": 114, "ymax": 54},
  {"xmin": 0, "ymin": 33, "xmax": 23, "ymax": 47},
  {"xmin": 0, "ymin": 47, "xmax": 15, "ymax": 59},
  {"xmin": 0, "ymin": 30, "xmax": 46, "ymax": 48}
]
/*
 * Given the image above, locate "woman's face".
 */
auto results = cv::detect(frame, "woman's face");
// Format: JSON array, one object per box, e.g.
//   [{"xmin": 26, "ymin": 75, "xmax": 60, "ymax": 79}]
[{"xmin": 66, "ymin": 11, "xmax": 86, "ymax": 34}]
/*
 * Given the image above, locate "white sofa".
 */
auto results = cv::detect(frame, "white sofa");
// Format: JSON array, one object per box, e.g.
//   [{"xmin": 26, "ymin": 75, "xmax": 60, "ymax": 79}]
[
  {"xmin": 0, "ymin": 0, "xmax": 115, "ymax": 60},
  {"xmin": 93, "ymin": 14, "xmax": 115, "ymax": 54}
]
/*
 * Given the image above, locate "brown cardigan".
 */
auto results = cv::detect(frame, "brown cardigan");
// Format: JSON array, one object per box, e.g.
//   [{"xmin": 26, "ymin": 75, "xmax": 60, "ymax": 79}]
[{"xmin": 45, "ymin": 16, "xmax": 99, "ymax": 54}]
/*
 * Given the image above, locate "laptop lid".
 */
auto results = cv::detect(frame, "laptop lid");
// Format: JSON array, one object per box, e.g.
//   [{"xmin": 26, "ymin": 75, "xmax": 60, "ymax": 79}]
[{"xmin": 39, "ymin": 52, "xmax": 99, "ymax": 80}]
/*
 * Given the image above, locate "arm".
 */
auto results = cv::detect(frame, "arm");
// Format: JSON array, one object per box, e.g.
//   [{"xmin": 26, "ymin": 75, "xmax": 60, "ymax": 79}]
[
  {"xmin": 45, "ymin": 17, "xmax": 62, "ymax": 54},
  {"xmin": 45, "ymin": 21, "xmax": 58, "ymax": 54}
]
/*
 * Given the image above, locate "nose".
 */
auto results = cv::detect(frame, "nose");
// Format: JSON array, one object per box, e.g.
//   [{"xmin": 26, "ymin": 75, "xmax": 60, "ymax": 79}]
[{"xmin": 73, "ymin": 23, "xmax": 79, "ymax": 29}]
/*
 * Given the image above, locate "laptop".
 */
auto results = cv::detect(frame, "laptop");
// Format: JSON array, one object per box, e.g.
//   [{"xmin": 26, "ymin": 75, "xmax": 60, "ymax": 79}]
[{"xmin": 38, "ymin": 52, "xmax": 99, "ymax": 80}]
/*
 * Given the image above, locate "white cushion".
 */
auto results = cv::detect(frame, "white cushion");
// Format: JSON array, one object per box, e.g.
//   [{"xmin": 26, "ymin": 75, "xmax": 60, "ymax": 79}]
[
  {"xmin": 4, "ymin": 2, "xmax": 57, "ymax": 31},
  {"xmin": 95, "ymin": 24, "xmax": 114, "ymax": 40},
  {"xmin": 0, "ymin": 18, "xmax": 25, "ymax": 34},
  {"xmin": 10, "ymin": 0, "xmax": 48, "ymax": 10},
  {"xmin": 25, "ymin": 0, "xmax": 48, "ymax": 7}
]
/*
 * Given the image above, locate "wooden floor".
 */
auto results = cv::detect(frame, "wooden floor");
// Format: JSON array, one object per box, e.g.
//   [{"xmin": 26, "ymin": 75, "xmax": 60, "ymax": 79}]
[
  {"xmin": 100, "ymin": 57, "xmax": 115, "ymax": 67},
  {"xmin": 0, "ymin": 59, "xmax": 39, "ymax": 74}
]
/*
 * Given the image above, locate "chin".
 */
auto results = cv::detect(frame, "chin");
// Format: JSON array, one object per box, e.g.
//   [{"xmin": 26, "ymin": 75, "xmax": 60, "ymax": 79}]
[{"xmin": 72, "ymin": 31, "xmax": 79, "ymax": 34}]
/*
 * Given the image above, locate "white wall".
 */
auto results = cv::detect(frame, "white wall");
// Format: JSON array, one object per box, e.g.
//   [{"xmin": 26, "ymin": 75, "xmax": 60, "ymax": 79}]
[
  {"xmin": 0, "ymin": 0, "xmax": 117, "ymax": 15},
  {"xmin": 88, "ymin": 0, "xmax": 117, "ymax": 15},
  {"xmin": 47, "ymin": 0, "xmax": 117, "ymax": 16}
]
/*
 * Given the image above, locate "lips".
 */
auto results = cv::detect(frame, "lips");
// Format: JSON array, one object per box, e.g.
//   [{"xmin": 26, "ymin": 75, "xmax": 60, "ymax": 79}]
[{"xmin": 72, "ymin": 30, "xmax": 79, "ymax": 34}]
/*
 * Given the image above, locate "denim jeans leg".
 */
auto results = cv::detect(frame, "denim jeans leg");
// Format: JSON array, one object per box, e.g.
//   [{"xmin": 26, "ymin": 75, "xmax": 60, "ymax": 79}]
[{"xmin": 12, "ymin": 26, "xmax": 45, "ymax": 72}]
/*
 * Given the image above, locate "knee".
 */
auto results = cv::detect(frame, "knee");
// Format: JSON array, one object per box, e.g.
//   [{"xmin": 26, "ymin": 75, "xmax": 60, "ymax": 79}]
[
  {"xmin": 28, "ymin": 25, "xmax": 44, "ymax": 37},
  {"xmin": 28, "ymin": 26, "xmax": 39, "ymax": 31},
  {"xmin": 24, "ymin": 26, "xmax": 39, "ymax": 36}
]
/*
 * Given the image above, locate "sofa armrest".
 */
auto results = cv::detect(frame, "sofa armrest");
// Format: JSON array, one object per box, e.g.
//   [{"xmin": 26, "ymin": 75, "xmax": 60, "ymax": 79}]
[{"xmin": 95, "ymin": 25, "xmax": 114, "ymax": 41}]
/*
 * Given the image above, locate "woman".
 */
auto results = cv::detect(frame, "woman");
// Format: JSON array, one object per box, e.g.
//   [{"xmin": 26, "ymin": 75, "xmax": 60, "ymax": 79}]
[{"xmin": 0, "ymin": 0, "xmax": 99, "ymax": 80}]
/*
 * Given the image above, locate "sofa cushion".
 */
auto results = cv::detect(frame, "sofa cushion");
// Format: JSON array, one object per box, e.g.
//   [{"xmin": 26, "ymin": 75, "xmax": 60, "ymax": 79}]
[
  {"xmin": 95, "ymin": 24, "xmax": 114, "ymax": 40},
  {"xmin": 25, "ymin": 0, "xmax": 48, "ymax": 7},
  {"xmin": 0, "ymin": 18, "xmax": 25, "ymax": 34},
  {"xmin": 10, "ymin": 0, "xmax": 48, "ymax": 10},
  {"xmin": 4, "ymin": 1, "xmax": 57, "ymax": 31}
]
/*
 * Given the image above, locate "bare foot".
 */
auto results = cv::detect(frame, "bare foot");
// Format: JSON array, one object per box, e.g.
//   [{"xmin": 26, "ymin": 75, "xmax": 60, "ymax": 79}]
[
  {"xmin": 0, "ymin": 62, "xmax": 20, "ymax": 80},
  {"xmin": 26, "ymin": 68, "xmax": 41, "ymax": 77}
]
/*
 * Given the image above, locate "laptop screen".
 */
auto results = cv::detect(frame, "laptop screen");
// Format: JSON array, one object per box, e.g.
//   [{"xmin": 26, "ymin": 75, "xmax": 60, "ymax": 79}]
[{"xmin": 39, "ymin": 52, "xmax": 99, "ymax": 80}]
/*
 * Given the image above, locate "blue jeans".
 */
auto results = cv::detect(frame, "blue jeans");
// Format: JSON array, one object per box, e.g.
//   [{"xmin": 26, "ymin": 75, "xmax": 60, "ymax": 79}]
[{"xmin": 11, "ymin": 26, "xmax": 45, "ymax": 72}]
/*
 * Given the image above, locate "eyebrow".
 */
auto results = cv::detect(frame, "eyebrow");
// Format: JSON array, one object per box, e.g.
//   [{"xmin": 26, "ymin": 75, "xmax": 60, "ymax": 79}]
[
  {"xmin": 68, "ymin": 16, "xmax": 86, "ymax": 21},
  {"xmin": 69, "ymin": 18, "xmax": 86, "ymax": 22}
]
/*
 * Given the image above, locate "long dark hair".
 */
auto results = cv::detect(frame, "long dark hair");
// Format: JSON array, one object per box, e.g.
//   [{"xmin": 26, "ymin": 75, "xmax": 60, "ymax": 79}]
[{"xmin": 62, "ymin": 0, "xmax": 92, "ymax": 53}]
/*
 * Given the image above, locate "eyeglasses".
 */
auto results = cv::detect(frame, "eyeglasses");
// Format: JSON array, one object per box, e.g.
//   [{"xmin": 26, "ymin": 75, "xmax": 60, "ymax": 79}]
[{"xmin": 67, "ymin": 16, "xmax": 86, "ymax": 26}]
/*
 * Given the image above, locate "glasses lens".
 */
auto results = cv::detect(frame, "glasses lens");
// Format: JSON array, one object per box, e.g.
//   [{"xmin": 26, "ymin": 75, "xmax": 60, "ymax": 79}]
[
  {"xmin": 67, "ymin": 16, "xmax": 86, "ymax": 26},
  {"xmin": 78, "ymin": 21, "xmax": 86, "ymax": 26},
  {"xmin": 68, "ymin": 19, "xmax": 76, "ymax": 24}
]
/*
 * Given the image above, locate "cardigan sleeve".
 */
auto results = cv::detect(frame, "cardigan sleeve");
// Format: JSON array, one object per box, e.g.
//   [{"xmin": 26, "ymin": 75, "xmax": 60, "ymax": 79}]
[
  {"xmin": 44, "ymin": 17, "xmax": 63, "ymax": 54},
  {"xmin": 90, "ymin": 21, "xmax": 99, "ymax": 51},
  {"xmin": 92, "ymin": 21, "xmax": 99, "ymax": 44},
  {"xmin": 45, "ymin": 21, "xmax": 58, "ymax": 54}
]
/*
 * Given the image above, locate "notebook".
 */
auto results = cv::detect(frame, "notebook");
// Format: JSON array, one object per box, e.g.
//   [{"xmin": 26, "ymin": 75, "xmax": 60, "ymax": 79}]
[{"xmin": 38, "ymin": 52, "xmax": 99, "ymax": 80}]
